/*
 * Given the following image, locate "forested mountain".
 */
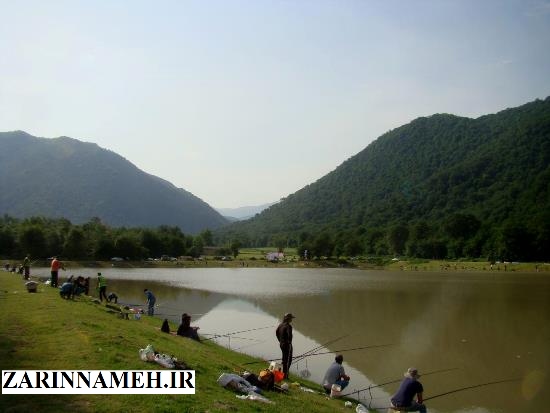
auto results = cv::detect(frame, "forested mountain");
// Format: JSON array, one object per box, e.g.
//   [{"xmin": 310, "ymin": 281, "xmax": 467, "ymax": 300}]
[
  {"xmin": 0, "ymin": 131, "xmax": 228, "ymax": 233},
  {"xmin": 216, "ymin": 97, "xmax": 550, "ymax": 261}
]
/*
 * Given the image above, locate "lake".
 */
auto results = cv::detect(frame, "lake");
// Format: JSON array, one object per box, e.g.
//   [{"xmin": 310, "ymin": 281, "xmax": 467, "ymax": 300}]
[{"xmin": 39, "ymin": 267, "xmax": 549, "ymax": 413}]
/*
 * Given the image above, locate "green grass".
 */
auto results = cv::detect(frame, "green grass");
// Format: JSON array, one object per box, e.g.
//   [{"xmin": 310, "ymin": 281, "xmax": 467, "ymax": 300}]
[{"xmin": 0, "ymin": 271, "xmax": 363, "ymax": 413}]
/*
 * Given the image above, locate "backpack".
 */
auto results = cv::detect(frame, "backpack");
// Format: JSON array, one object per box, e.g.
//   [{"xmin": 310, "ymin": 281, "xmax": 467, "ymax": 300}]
[{"xmin": 258, "ymin": 369, "xmax": 275, "ymax": 390}]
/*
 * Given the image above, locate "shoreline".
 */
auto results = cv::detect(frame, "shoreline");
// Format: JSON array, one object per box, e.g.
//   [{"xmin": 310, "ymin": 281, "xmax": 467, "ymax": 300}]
[
  {"xmin": 0, "ymin": 271, "xmax": 347, "ymax": 413},
  {"xmin": 4, "ymin": 257, "xmax": 547, "ymax": 273}
]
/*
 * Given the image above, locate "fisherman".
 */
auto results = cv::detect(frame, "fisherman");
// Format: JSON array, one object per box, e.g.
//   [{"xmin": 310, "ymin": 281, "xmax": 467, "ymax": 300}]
[
  {"xmin": 176, "ymin": 313, "xmax": 200, "ymax": 341},
  {"xmin": 144, "ymin": 288, "xmax": 156, "ymax": 315},
  {"xmin": 50, "ymin": 256, "xmax": 65, "ymax": 287},
  {"xmin": 22, "ymin": 254, "xmax": 31, "ymax": 280},
  {"xmin": 390, "ymin": 367, "xmax": 427, "ymax": 413},
  {"xmin": 322, "ymin": 354, "xmax": 350, "ymax": 394},
  {"xmin": 275, "ymin": 313, "xmax": 295, "ymax": 379},
  {"xmin": 97, "ymin": 272, "xmax": 108, "ymax": 302}
]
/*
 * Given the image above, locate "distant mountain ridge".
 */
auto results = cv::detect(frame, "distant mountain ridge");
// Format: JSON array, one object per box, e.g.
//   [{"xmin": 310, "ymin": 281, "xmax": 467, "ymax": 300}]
[
  {"xmin": 0, "ymin": 131, "xmax": 228, "ymax": 233},
  {"xmin": 216, "ymin": 202, "xmax": 277, "ymax": 220},
  {"xmin": 217, "ymin": 97, "xmax": 550, "ymax": 260}
]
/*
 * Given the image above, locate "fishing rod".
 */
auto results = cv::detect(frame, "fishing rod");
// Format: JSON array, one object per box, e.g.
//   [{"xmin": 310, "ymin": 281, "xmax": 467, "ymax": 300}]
[
  {"xmin": 296, "ymin": 343, "xmax": 394, "ymax": 359},
  {"xmin": 202, "ymin": 325, "xmax": 276, "ymax": 341},
  {"xmin": 423, "ymin": 378, "xmax": 520, "ymax": 401},
  {"xmin": 242, "ymin": 333, "xmax": 349, "ymax": 366},
  {"xmin": 364, "ymin": 377, "xmax": 521, "ymax": 412},
  {"xmin": 292, "ymin": 334, "xmax": 350, "ymax": 364},
  {"xmin": 341, "ymin": 367, "xmax": 459, "ymax": 398},
  {"xmin": 234, "ymin": 340, "xmax": 267, "ymax": 351}
]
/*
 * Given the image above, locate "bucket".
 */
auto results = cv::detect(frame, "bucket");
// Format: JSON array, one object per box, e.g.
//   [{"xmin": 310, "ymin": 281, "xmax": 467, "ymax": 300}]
[
  {"xmin": 269, "ymin": 361, "xmax": 283, "ymax": 372},
  {"xmin": 25, "ymin": 281, "xmax": 38, "ymax": 293},
  {"xmin": 330, "ymin": 383, "xmax": 342, "ymax": 398},
  {"xmin": 273, "ymin": 370, "xmax": 285, "ymax": 383}
]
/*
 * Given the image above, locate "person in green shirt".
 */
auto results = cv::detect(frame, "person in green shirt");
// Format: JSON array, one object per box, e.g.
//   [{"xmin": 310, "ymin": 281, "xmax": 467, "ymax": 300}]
[{"xmin": 97, "ymin": 272, "xmax": 108, "ymax": 302}]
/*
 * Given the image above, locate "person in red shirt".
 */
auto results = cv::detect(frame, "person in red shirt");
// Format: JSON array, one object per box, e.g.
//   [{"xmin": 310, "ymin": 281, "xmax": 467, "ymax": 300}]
[{"xmin": 50, "ymin": 256, "xmax": 65, "ymax": 287}]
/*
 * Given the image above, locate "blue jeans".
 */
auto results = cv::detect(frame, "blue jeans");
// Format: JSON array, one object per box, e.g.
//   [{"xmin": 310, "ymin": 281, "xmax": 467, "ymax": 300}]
[
  {"xmin": 391, "ymin": 401, "xmax": 427, "ymax": 413},
  {"xmin": 324, "ymin": 379, "xmax": 350, "ymax": 394},
  {"xmin": 335, "ymin": 379, "xmax": 349, "ymax": 390},
  {"xmin": 148, "ymin": 300, "xmax": 155, "ymax": 315}
]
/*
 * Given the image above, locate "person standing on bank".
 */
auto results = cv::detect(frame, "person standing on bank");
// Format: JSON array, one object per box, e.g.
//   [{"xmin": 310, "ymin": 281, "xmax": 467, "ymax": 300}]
[
  {"xmin": 22, "ymin": 254, "xmax": 31, "ymax": 280},
  {"xmin": 50, "ymin": 256, "xmax": 65, "ymax": 287},
  {"xmin": 144, "ymin": 288, "xmax": 156, "ymax": 316},
  {"xmin": 322, "ymin": 354, "xmax": 351, "ymax": 394},
  {"xmin": 276, "ymin": 313, "xmax": 295, "ymax": 379},
  {"xmin": 390, "ymin": 368, "xmax": 427, "ymax": 413},
  {"xmin": 97, "ymin": 272, "xmax": 108, "ymax": 302}
]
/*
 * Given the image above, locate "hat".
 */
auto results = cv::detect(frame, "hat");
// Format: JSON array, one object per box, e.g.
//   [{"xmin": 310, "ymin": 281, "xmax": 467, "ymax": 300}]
[
  {"xmin": 283, "ymin": 313, "xmax": 295, "ymax": 320},
  {"xmin": 405, "ymin": 367, "xmax": 420, "ymax": 378}
]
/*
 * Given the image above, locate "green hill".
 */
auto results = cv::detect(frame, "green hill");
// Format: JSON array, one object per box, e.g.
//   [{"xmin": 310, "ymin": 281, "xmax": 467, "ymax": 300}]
[
  {"xmin": 216, "ymin": 97, "xmax": 550, "ymax": 261},
  {"xmin": 0, "ymin": 131, "xmax": 228, "ymax": 233}
]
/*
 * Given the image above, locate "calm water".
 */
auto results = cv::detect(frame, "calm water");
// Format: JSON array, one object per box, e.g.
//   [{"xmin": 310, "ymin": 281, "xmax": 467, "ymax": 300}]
[{"xmin": 40, "ymin": 267, "xmax": 549, "ymax": 413}]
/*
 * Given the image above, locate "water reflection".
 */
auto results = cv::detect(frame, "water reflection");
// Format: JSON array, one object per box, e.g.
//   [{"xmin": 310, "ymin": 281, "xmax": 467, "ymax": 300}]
[{"xmin": 36, "ymin": 267, "xmax": 549, "ymax": 412}]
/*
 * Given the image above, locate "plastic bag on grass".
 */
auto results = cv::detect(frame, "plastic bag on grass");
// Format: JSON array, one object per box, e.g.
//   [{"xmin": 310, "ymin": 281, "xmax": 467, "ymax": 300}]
[
  {"xmin": 139, "ymin": 344, "xmax": 156, "ymax": 362},
  {"xmin": 235, "ymin": 392, "xmax": 273, "ymax": 404},
  {"xmin": 154, "ymin": 353, "xmax": 176, "ymax": 369},
  {"xmin": 217, "ymin": 373, "xmax": 259, "ymax": 394}
]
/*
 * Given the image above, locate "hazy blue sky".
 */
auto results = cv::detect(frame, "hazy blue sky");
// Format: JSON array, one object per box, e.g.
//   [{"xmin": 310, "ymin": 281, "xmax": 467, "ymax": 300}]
[{"xmin": 1, "ymin": 1, "xmax": 549, "ymax": 208}]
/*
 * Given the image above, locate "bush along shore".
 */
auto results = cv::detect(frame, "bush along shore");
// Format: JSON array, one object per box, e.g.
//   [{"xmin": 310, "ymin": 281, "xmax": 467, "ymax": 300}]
[{"xmin": 0, "ymin": 271, "xmax": 364, "ymax": 413}]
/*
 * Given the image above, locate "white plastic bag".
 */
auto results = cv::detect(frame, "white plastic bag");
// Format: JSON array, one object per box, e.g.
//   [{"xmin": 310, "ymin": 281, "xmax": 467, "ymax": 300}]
[
  {"xmin": 139, "ymin": 344, "xmax": 156, "ymax": 362},
  {"xmin": 155, "ymin": 353, "xmax": 175, "ymax": 369}
]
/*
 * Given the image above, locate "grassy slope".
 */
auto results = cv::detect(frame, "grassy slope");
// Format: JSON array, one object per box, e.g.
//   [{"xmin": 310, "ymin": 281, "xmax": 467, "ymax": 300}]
[{"xmin": 0, "ymin": 272, "xmax": 358, "ymax": 413}]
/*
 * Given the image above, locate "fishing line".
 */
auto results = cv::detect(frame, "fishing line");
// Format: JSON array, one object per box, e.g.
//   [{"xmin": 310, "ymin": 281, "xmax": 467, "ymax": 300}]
[
  {"xmin": 202, "ymin": 325, "xmax": 276, "ymax": 342},
  {"xmin": 292, "ymin": 334, "xmax": 349, "ymax": 364},
  {"xmin": 242, "ymin": 333, "xmax": 350, "ymax": 366},
  {"xmin": 365, "ymin": 378, "xmax": 520, "ymax": 411},
  {"xmin": 297, "ymin": 343, "xmax": 393, "ymax": 358},
  {"xmin": 423, "ymin": 378, "xmax": 520, "ymax": 401},
  {"xmin": 341, "ymin": 367, "xmax": 459, "ymax": 398}
]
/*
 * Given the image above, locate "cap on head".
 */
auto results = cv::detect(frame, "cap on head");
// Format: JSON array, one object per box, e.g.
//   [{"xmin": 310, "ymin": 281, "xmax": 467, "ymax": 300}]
[
  {"xmin": 405, "ymin": 367, "xmax": 420, "ymax": 378},
  {"xmin": 283, "ymin": 313, "xmax": 295, "ymax": 321}
]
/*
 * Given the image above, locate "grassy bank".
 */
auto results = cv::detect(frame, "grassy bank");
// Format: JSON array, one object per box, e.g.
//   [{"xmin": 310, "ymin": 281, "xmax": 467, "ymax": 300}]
[{"xmin": 0, "ymin": 271, "xmax": 359, "ymax": 413}]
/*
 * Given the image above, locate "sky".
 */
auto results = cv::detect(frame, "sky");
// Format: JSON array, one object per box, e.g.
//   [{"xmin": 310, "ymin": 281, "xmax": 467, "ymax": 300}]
[{"xmin": 1, "ymin": 1, "xmax": 549, "ymax": 208}]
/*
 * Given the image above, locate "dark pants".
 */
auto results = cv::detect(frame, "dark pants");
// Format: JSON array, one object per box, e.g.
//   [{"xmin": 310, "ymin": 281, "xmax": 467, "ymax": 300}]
[
  {"xmin": 99, "ymin": 286, "xmax": 107, "ymax": 302},
  {"xmin": 24, "ymin": 266, "xmax": 30, "ymax": 280},
  {"xmin": 148, "ymin": 300, "xmax": 156, "ymax": 315},
  {"xmin": 51, "ymin": 271, "xmax": 58, "ymax": 287},
  {"xmin": 280, "ymin": 342, "xmax": 293, "ymax": 379}
]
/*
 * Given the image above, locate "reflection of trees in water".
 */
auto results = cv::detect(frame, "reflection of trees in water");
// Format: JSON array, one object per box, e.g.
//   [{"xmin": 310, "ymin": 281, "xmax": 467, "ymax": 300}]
[
  {"xmin": 73, "ymin": 269, "xmax": 547, "ymax": 413},
  {"xmin": 105, "ymin": 279, "xmax": 226, "ymax": 325},
  {"xmin": 255, "ymin": 276, "xmax": 548, "ymax": 413}
]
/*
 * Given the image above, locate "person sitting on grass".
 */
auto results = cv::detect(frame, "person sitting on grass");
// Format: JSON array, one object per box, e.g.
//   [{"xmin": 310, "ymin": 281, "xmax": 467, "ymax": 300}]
[
  {"xmin": 59, "ymin": 282, "xmax": 73, "ymax": 299},
  {"xmin": 161, "ymin": 318, "xmax": 171, "ymax": 334},
  {"xmin": 390, "ymin": 368, "xmax": 427, "ymax": 413},
  {"xmin": 107, "ymin": 292, "xmax": 118, "ymax": 303},
  {"xmin": 322, "ymin": 354, "xmax": 350, "ymax": 394},
  {"xmin": 177, "ymin": 313, "xmax": 200, "ymax": 341}
]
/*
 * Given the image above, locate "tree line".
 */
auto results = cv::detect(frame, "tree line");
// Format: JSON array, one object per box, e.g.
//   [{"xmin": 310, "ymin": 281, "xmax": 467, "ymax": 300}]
[
  {"xmin": 0, "ymin": 212, "xmax": 547, "ymax": 263},
  {"xmin": 218, "ymin": 211, "xmax": 549, "ymax": 262},
  {"xmin": 0, "ymin": 215, "xmax": 226, "ymax": 261}
]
